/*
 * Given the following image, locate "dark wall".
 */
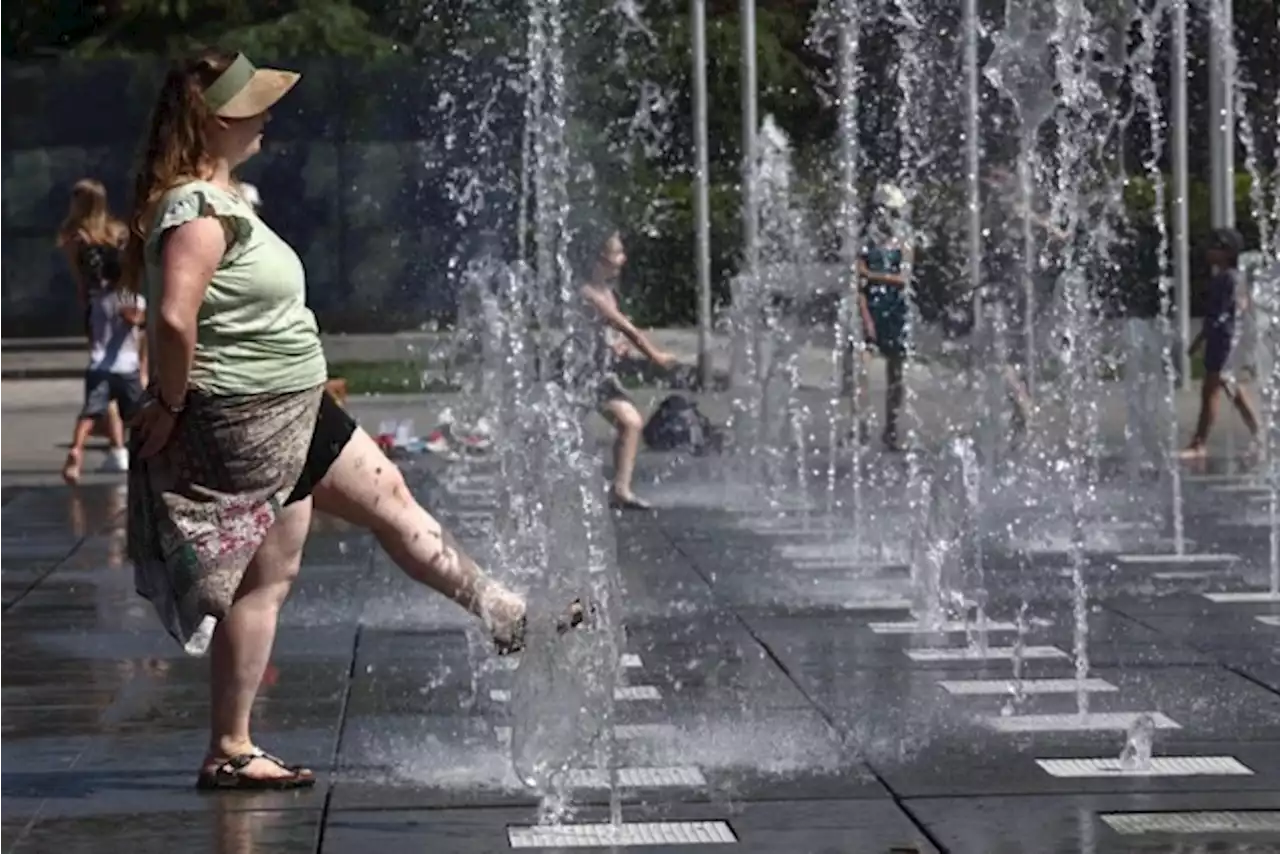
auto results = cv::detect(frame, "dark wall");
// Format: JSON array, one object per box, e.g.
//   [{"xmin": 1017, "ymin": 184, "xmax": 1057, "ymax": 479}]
[{"xmin": 1, "ymin": 57, "xmax": 522, "ymax": 337}]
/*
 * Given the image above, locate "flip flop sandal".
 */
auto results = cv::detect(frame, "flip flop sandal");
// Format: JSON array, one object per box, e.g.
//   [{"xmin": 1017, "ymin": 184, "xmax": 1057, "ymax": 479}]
[
  {"xmin": 494, "ymin": 598, "xmax": 593, "ymax": 657},
  {"xmin": 196, "ymin": 747, "xmax": 316, "ymax": 791}
]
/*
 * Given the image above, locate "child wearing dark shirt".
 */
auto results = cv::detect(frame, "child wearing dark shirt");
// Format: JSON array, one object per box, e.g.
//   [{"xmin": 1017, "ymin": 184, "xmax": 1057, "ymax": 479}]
[
  {"xmin": 846, "ymin": 183, "xmax": 911, "ymax": 451},
  {"xmin": 1179, "ymin": 227, "xmax": 1260, "ymax": 458}
]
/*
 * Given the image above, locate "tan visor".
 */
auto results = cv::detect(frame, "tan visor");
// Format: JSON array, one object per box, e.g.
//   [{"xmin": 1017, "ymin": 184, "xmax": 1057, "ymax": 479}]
[{"xmin": 203, "ymin": 54, "xmax": 300, "ymax": 119}]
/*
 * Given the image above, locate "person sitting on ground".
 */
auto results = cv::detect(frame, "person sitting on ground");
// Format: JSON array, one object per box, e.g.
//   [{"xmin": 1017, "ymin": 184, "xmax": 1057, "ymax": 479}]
[
  {"xmin": 123, "ymin": 48, "xmax": 581, "ymax": 792},
  {"xmin": 1178, "ymin": 227, "xmax": 1260, "ymax": 459},
  {"xmin": 572, "ymin": 228, "xmax": 677, "ymax": 509},
  {"xmin": 57, "ymin": 178, "xmax": 132, "ymax": 465}
]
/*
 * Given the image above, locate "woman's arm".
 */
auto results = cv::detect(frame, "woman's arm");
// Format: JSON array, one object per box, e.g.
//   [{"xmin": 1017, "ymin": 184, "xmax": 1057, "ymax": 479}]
[
  {"xmin": 61, "ymin": 244, "xmax": 88, "ymax": 308},
  {"xmin": 153, "ymin": 218, "xmax": 225, "ymax": 408},
  {"xmin": 855, "ymin": 258, "xmax": 907, "ymax": 288},
  {"xmin": 136, "ymin": 329, "xmax": 150, "ymax": 389},
  {"xmin": 580, "ymin": 286, "xmax": 673, "ymax": 366}
]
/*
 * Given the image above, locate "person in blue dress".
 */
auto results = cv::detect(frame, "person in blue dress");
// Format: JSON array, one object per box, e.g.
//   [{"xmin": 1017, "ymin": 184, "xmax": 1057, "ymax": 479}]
[
  {"xmin": 1179, "ymin": 227, "xmax": 1260, "ymax": 458},
  {"xmin": 851, "ymin": 183, "xmax": 912, "ymax": 451}
]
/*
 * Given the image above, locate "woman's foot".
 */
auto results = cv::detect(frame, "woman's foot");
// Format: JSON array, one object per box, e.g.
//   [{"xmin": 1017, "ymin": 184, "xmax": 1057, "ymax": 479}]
[
  {"xmin": 1176, "ymin": 443, "xmax": 1207, "ymax": 460},
  {"xmin": 609, "ymin": 491, "xmax": 652, "ymax": 511},
  {"xmin": 493, "ymin": 599, "xmax": 591, "ymax": 656},
  {"xmin": 196, "ymin": 746, "xmax": 315, "ymax": 791},
  {"xmin": 62, "ymin": 449, "xmax": 83, "ymax": 485}
]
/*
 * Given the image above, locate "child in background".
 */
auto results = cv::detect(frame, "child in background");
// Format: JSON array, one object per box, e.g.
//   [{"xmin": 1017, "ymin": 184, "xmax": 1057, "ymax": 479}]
[
  {"xmin": 62, "ymin": 284, "xmax": 147, "ymax": 484},
  {"xmin": 1179, "ymin": 227, "xmax": 1260, "ymax": 458},
  {"xmin": 851, "ymin": 183, "xmax": 912, "ymax": 452}
]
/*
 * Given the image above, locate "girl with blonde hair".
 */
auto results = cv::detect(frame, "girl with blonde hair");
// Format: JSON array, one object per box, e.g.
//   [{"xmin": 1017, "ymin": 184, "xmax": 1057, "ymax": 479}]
[{"xmin": 56, "ymin": 178, "xmax": 137, "ymax": 479}]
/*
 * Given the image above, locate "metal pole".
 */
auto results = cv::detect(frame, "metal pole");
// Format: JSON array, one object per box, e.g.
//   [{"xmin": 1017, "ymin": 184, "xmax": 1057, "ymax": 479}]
[
  {"xmin": 964, "ymin": 0, "xmax": 982, "ymax": 330},
  {"xmin": 692, "ymin": 0, "xmax": 713, "ymax": 389},
  {"xmin": 1208, "ymin": 0, "xmax": 1235, "ymax": 229},
  {"xmin": 1171, "ymin": 0, "xmax": 1192, "ymax": 386},
  {"xmin": 740, "ymin": 0, "xmax": 759, "ymax": 274}
]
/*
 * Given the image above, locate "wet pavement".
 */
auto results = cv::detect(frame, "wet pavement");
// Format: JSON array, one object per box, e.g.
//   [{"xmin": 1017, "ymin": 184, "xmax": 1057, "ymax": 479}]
[{"xmin": 3, "ymin": 449, "xmax": 1279, "ymax": 853}]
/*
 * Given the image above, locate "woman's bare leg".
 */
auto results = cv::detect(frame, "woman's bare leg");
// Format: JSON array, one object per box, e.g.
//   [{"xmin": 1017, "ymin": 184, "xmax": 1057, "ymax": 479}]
[
  {"xmin": 1227, "ymin": 383, "xmax": 1262, "ymax": 439},
  {"xmin": 599, "ymin": 398, "xmax": 644, "ymax": 502},
  {"xmin": 309, "ymin": 427, "xmax": 524, "ymax": 637},
  {"xmin": 204, "ymin": 497, "xmax": 313, "ymax": 780},
  {"xmin": 91, "ymin": 402, "xmax": 123, "ymax": 441},
  {"xmin": 1180, "ymin": 373, "xmax": 1224, "ymax": 457},
  {"xmin": 884, "ymin": 354, "xmax": 905, "ymax": 448}
]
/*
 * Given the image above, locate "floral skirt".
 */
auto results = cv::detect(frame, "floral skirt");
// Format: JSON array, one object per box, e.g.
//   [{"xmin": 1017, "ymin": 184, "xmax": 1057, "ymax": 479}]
[{"xmin": 127, "ymin": 386, "xmax": 322, "ymax": 655}]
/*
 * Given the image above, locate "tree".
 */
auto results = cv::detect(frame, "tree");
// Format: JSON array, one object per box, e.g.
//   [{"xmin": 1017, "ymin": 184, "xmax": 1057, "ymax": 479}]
[{"xmin": 5, "ymin": 0, "xmax": 402, "ymax": 58}]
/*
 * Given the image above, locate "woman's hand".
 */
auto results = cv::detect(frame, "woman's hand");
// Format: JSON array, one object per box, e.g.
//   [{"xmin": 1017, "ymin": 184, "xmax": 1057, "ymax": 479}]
[
  {"xmin": 132, "ymin": 400, "xmax": 177, "ymax": 459},
  {"xmin": 651, "ymin": 350, "xmax": 678, "ymax": 370}
]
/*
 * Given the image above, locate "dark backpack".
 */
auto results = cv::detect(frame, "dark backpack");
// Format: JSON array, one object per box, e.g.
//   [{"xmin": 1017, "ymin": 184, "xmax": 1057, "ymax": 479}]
[{"xmin": 643, "ymin": 394, "xmax": 723, "ymax": 454}]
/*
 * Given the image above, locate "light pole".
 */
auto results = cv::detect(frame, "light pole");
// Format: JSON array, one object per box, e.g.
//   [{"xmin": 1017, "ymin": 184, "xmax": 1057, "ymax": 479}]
[
  {"xmin": 692, "ymin": 0, "xmax": 713, "ymax": 389},
  {"xmin": 740, "ymin": 0, "xmax": 758, "ymax": 277},
  {"xmin": 1171, "ymin": 0, "xmax": 1191, "ymax": 386},
  {"xmin": 1208, "ymin": 0, "xmax": 1236, "ymax": 230},
  {"xmin": 964, "ymin": 0, "xmax": 982, "ymax": 330}
]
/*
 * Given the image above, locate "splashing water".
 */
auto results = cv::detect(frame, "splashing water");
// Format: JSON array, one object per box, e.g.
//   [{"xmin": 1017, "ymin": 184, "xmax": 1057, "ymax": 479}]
[
  {"xmin": 1131, "ymin": 0, "xmax": 1185, "ymax": 556},
  {"xmin": 1119, "ymin": 712, "xmax": 1156, "ymax": 771}
]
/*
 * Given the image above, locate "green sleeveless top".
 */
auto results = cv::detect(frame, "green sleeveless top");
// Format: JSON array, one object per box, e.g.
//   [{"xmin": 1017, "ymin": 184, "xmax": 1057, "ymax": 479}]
[{"xmin": 145, "ymin": 180, "xmax": 327, "ymax": 396}]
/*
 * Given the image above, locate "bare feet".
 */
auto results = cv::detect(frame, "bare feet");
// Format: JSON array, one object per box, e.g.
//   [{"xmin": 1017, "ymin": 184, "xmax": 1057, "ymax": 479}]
[
  {"xmin": 1175, "ymin": 443, "xmax": 1207, "ymax": 460},
  {"xmin": 609, "ymin": 490, "xmax": 652, "ymax": 511},
  {"xmin": 62, "ymin": 449, "xmax": 83, "ymax": 485}
]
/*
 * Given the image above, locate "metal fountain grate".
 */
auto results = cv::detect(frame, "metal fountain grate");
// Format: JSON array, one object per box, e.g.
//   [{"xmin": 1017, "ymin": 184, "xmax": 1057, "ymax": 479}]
[
  {"xmin": 490, "ymin": 685, "xmax": 660, "ymax": 703},
  {"xmin": 1114, "ymin": 553, "xmax": 1237, "ymax": 564},
  {"xmin": 1205, "ymin": 591, "xmax": 1280, "ymax": 603},
  {"xmin": 495, "ymin": 653, "xmax": 642, "ymax": 672},
  {"xmin": 906, "ymin": 645, "xmax": 1066, "ymax": 662},
  {"xmin": 870, "ymin": 620, "xmax": 1019, "ymax": 634},
  {"xmin": 939, "ymin": 677, "xmax": 1116, "ymax": 695},
  {"xmin": 562, "ymin": 766, "xmax": 708, "ymax": 789},
  {"xmin": 1101, "ymin": 811, "xmax": 1280, "ymax": 835},
  {"xmin": 508, "ymin": 821, "xmax": 736, "ymax": 847},
  {"xmin": 987, "ymin": 711, "xmax": 1180, "ymax": 733},
  {"xmin": 495, "ymin": 723, "xmax": 676, "ymax": 744},
  {"xmin": 1037, "ymin": 756, "xmax": 1252, "ymax": 777}
]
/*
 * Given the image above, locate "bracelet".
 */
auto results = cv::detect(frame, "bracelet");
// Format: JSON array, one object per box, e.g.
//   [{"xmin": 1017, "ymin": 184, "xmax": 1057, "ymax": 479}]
[{"xmin": 152, "ymin": 391, "xmax": 186, "ymax": 416}]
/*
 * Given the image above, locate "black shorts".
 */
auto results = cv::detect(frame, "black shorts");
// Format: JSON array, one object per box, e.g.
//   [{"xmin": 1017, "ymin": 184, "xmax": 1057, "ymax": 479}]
[
  {"xmin": 81, "ymin": 370, "xmax": 145, "ymax": 421},
  {"xmin": 1203, "ymin": 330, "xmax": 1232, "ymax": 375},
  {"xmin": 595, "ymin": 373, "xmax": 633, "ymax": 409},
  {"xmin": 285, "ymin": 392, "xmax": 358, "ymax": 505}
]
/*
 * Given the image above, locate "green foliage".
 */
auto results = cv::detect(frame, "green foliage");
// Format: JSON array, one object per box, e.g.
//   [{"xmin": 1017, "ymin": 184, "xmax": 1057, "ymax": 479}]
[{"xmin": 6, "ymin": 0, "xmax": 404, "ymax": 58}]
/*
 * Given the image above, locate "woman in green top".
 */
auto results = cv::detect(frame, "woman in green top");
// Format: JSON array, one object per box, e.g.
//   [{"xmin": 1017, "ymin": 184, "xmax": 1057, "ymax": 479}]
[{"xmin": 124, "ymin": 49, "xmax": 579, "ymax": 791}]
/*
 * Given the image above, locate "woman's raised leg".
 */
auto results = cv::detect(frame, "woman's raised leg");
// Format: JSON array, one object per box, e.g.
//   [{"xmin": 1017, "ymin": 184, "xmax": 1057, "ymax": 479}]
[{"xmin": 309, "ymin": 426, "xmax": 525, "ymax": 639}]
